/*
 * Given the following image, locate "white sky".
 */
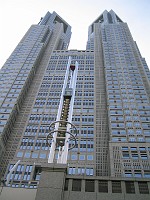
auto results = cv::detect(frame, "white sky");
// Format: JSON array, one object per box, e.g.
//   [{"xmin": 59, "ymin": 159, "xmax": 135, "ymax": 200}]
[{"xmin": 0, "ymin": 0, "xmax": 150, "ymax": 68}]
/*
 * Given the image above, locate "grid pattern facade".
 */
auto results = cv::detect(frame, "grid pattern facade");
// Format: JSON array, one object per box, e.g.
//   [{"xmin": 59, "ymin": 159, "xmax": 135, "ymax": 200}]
[
  {"xmin": 87, "ymin": 10, "xmax": 150, "ymax": 178},
  {"xmin": 2, "ymin": 50, "xmax": 95, "ymax": 187},
  {"xmin": 94, "ymin": 23, "xmax": 110, "ymax": 176},
  {"xmin": 0, "ymin": 11, "xmax": 71, "ymax": 179},
  {"xmin": 0, "ymin": 25, "xmax": 51, "ymax": 160},
  {"xmin": 0, "ymin": 10, "xmax": 150, "ymax": 191}
]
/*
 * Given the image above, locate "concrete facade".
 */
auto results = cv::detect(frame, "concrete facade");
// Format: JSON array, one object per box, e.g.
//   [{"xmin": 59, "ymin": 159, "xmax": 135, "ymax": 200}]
[
  {"xmin": 1, "ymin": 166, "xmax": 150, "ymax": 200},
  {"xmin": 0, "ymin": 10, "xmax": 150, "ymax": 200}
]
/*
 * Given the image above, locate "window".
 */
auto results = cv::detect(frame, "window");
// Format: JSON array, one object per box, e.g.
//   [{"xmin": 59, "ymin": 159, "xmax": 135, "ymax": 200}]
[
  {"xmin": 39, "ymin": 153, "xmax": 46, "ymax": 159},
  {"xmin": 130, "ymin": 147, "xmax": 137, "ymax": 151},
  {"xmin": 17, "ymin": 152, "xmax": 23, "ymax": 158},
  {"xmin": 138, "ymin": 182, "xmax": 149, "ymax": 194},
  {"xmin": 125, "ymin": 181, "xmax": 135, "ymax": 193},
  {"xmin": 87, "ymin": 155, "xmax": 93, "ymax": 160},
  {"xmin": 134, "ymin": 173, "xmax": 142, "ymax": 178},
  {"xmin": 122, "ymin": 147, "xmax": 128, "ymax": 150},
  {"xmin": 34, "ymin": 167, "xmax": 42, "ymax": 181},
  {"xmin": 79, "ymin": 155, "xmax": 85, "ymax": 160},
  {"xmin": 71, "ymin": 155, "xmax": 77, "ymax": 160},
  {"xmin": 86, "ymin": 168, "xmax": 93, "ymax": 176},
  {"xmin": 132, "ymin": 154, "xmax": 139, "ymax": 159},
  {"xmin": 122, "ymin": 153, "xmax": 129, "ymax": 158},
  {"xmin": 24, "ymin": 152, "xmax": 31, "ymax": 158},
  {"xmin": 129, "ymin": 137, "xmax": 136, "ymax": 142},
  {"xmin": 25, "ymin": 165, "xmax": 32, "ymax": 172},
  {"xmin": 32, "ymin": 153, "xmax": 38, "ymax": 158},
  {"xmin": 127, "ymin": 129, "xmax": 134, "ymax": 135},
  {"xmin": 141, "ymin": 155, "xmax": 148, "ymax": 160},
  {"xmin": 98, "ymin": 180, "xmax": 108, "ymax": 193},
  {"xmin": 85, "ymin": 180, "xmax": 95, "ymax": 192},
  {"xmin": 72, "ymin": 179, "xmax": 81, "ymax": 191},
  {"xmin": 144, "ymin": 172, "xmax": 150, "ymax": 178},
  {"xmin": 125, "ymin": 172, "xmax": 132, "ymax": 177},
  {"xmin": 139, "ymin": 147, "xmax": 146, "ymax": 151},
  {"xmin": 68, "ymin": 167, "xmax": 76, "ymax": 175},
  {"xmin": 64, "ymin": 179, "xmax": 69, "ymax": 191},
  {"xmin": 112, "ymin": 181, "xmax": 122, "ymax": 193}
]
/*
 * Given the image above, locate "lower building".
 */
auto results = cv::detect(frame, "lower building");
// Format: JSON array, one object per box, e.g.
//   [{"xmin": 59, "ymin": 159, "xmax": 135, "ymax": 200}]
[{"xmin": 0, "ymin": 164, "xmax": 150, "ymax": 200}]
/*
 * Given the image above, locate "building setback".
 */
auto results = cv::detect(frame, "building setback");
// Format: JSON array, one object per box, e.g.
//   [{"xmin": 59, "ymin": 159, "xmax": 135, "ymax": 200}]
[{"xmin": 0, "ymin": 10, "xmax": 150, "ymax": 200}]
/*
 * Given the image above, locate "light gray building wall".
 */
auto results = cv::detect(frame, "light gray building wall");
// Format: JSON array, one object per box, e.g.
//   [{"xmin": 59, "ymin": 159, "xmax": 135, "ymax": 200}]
[
  {"xmin": 1, "ymin": 165, "xmax": 150, "ymax": 200},
  {"xmin": 88, "ymin": 10, "xmax": 150, "ymax": 178},
  {"xmin": 0, "ymin": 11, "xmax": 71, "ymax": 177},
  {"xmin": 0, "ymin": 10, "xmax": 150, "ymax": 200}
]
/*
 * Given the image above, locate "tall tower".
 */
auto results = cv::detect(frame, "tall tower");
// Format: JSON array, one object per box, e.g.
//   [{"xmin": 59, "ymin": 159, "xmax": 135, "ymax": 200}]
[
  {"xmin": 87, "ymin": 10, "xmax": 150, "ymax": 178},
  {"xmin": 0, "ymin": 11, "xmax": 71, "ymax": 177},
  {"xmin": 0, "ymin": 10, "xmax": 150, "ymax": 200}
]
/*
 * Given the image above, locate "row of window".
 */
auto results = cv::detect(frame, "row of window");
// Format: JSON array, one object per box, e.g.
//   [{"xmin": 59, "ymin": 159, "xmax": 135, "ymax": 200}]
[
  {"xmin": 47, "ymin": 66, "xmax": 94, "ymax": 71},
  {"xmin": 112, "ymin": 129, "xmax": 149, "ymax": 136},
  {"xmin": 68, "ymin": 167, "xmax": 94, "ymax": 176},
  {"xmin": 24, "ymin": 126, "xmax": 94, "ymax": 137},
  {"xmin": 124, "ymin": 171, "xmax": 150, "ymax": 178},
  {"xmin": 19, "ymin": 137, "xmax": 51, "ymax": 150},
  {"xmin": 122, "ymin": 152, "xmax": 149, "ymax": 160},
  {"xmin": 65, "ymin": 179, "xmax": 149, "ymax": 194},
  {"xmin": 17, "ymin": 151, "xmax": 47, "ymax": 159},
  {"xmin": 69, "ymin": 154, "xmax": 93, "ymax": 161},
  {"xmin": 110, "ymin": 109, "xmax": 149, "ymax": 116},
  {"xmin": 122, "ymin": 146, "xmax": 150, "ymax": 151}
]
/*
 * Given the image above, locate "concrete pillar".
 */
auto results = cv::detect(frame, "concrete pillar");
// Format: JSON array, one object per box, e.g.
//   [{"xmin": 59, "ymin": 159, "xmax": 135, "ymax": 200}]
[
  {"xmin": 134, "ymin": 181, "xmax": 139, "ymax": 194},
  {"xmin": 35, "ymin": 163, "xmax": 67, "ymax": 200}
]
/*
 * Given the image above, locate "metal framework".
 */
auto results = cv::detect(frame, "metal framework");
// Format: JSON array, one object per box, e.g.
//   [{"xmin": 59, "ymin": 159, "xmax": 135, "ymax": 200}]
[{"xmin": 46, "ymin": 56, "xmax": 78, "ymax": 164}]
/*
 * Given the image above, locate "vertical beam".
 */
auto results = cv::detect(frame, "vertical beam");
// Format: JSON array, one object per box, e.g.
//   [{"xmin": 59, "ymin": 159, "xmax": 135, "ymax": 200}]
[
  {"xmin": 58, "ymin": 61, "xmax": 78, "ymax": 164},
  {"xmin": 48, "ymin": 57, "xmax": 71, "ymax": 163}
]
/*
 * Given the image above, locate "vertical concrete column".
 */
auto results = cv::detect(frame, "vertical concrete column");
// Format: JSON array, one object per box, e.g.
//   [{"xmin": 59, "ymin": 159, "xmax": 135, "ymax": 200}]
[
  {"xmin": 108, "ymin": 180, "xmax": 111, "ymax": 193},
  {"xmin": 68, "ymin": 179, "xmax": 72, "ymax": 191},
  {"xmin": 121, "ymin": 181, "xmax": 126, "ymax": 194},
  {"xmin": 95, "ymin": 180, "xmax": 98, "ymax": 193},
  {"xmin": 35, "ymin": 163, "xmax": 67, "ymax": 200},
  {"xmin": 82, "ymin": 179, "xmax": 85, "ymax": 192},
  {"xmin": 134, "ymin": 181, "xmax": 139, "ymax": 194}
]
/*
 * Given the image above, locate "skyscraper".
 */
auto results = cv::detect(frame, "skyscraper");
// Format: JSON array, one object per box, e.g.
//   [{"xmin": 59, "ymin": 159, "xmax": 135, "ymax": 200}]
[{"xmin": 0, "ymin": 10, "xmax": 150, "ymax": 200}]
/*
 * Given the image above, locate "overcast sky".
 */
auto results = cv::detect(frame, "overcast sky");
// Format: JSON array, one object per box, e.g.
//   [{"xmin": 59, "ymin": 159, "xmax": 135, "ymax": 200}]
[{"xmin": 0, "ymin": 0, "xmax": 150, "ymax": 68}]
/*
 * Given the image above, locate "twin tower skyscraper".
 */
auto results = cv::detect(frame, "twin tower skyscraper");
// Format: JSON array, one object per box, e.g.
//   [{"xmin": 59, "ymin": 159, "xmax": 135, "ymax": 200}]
[{"xmin": 0, "ymin": 10, "xmax": 150, "ymax": 200}]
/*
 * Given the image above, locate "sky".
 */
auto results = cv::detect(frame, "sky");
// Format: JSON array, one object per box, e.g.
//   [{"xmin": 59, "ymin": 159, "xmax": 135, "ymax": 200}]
[{"xmin": 0, "ymin": 0, "xmax": 150, "ymax": 68}]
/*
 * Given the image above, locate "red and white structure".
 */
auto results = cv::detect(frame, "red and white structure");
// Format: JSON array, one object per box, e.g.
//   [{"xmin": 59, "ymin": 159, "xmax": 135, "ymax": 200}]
[{"xmin": 46, "ymin": 56, "xmax": 78, "ymax": 164}]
